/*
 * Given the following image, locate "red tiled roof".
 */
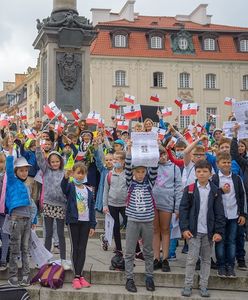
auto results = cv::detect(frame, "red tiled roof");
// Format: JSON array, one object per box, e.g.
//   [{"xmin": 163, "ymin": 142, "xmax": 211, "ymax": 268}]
[{"xmin": 90, "ymin": 16, "xmax": 248, "ymax": 61}]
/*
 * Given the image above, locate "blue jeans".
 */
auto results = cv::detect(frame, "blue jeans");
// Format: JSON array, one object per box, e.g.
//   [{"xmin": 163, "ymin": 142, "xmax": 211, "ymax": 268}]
[
  {"xmin": 215, "ymin": 218, "xmax": 238, "ymax": 268},
  {"xmin": 236, "ymin": 224, "xmax": 246, "ymax": 261}
]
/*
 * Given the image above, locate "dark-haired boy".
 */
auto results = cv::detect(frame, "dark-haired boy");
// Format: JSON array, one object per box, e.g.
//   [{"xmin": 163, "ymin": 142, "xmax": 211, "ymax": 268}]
[
  {"xmin": 212, "ymin": 152, "xmax": 246, "ymax": 278},
  {"xmin": 180, "ymin": 160, "xmax": 225, "ymax": 298}
]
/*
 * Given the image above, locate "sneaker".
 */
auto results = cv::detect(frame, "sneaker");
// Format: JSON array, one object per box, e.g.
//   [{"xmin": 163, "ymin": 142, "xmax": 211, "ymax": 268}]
[
  {"xmin": 200, "ymin": 287, "xmax": 210, "ymax": 298},
  {"xmin": 195, "ymin": 258, "xmax": 201, "ymax": 271},
  {"xmin": 8, "ymin": 277, "xmax": 19, "ymax": 287},
  {"xmin": 19, "ymin": 276, "xmax": 30, "ymax": 287},
  {"xmin": 135, "ymin": 251, "xmax": 144, "ymax": 261},
  {"xmin": 72, "ymin": 278, "xmax": 81, "ymax": 289},
  {"xmin": 61, "ymin": 259, "xmax": 71, "ymax": 271},
  {"xmin": 153, "ymin": 258, "xmax": 162, "ymax": 270},
  {"xmin": 181, "ymin": 286, "xmax": 192, "ymax": 297},
  {"xmin": 125, "ymin": 279, "xmax": 137, "ymax": 293},
  {"xmin": 226, "ymin": 266, "xmax": 236, "ymax": 278},
  {"xmin": 145, "ymin": 277, "xmax": 155, "ymax": 291},
  {"xmin": 161, "ymin": 259, "xmax": 171, "ymax": 272},
  {"xmin": 217, "ymin": 267, "xmax": 226, "ymax": 278},
  {"xmin": 0, "ymin": 262, "xmax": 7, "ymax": 271},
  {"xmin": 168, "ymin": 254, "xmax": 177, "ymax": 261},
  {"xmin": 79, "ymin": 277, "xmax": 91, "ymax": 288},
  {"xmin": 100, "ymin": 234, "xmax": 108, "ymax": 251},
  {"xmin": 53, "ymin": 245, "xmax": 60, "ymax": 255},
  {"xmin": 181, "ymin": 243, "xmax": 188, "ymax": 254},
  {"xmin": 211, "ymin": 257, "xmax": 217, "ymax": 270},
  {"xmin": 237, "ymin": 260, "xmax": 247, "ymax": 271}
]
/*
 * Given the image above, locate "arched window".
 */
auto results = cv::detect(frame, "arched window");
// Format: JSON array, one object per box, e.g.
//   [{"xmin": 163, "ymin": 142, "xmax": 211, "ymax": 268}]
[
  {"xmin": 179, "ymin": 72, "xmax": 190, "ymax": 88},
  {"xmin": 151, "ymin": 36, "xmax": 162, "ymax": 49},
  {"xmin": 153, "ymin": 72, "xmax": 164, "ymax": 87},
  {"xmin": 115, "ymin": 70, "xmax": 126, "ymax": 86},
  {"xmin": 206, "ymin": 74, "xmax": 216, "ymax": 89}
]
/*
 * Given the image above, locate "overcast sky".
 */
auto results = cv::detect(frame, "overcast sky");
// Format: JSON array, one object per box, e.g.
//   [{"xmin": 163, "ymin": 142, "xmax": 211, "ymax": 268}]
[{"xmin": 0, "ymin": 0, "xmax": 247, "ymax": 90}]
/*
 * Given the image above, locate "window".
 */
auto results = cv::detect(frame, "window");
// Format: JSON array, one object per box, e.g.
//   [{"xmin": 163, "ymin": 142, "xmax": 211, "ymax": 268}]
[
  {"xmin": 206, "ymin": 74, "xmax": 216, "ymax": 89},
  {"xmin": 151, "ymin": 36, "xmax": 162, "ymax": 49},
  {"xmin": 179, "ymin": 72, "xmax": 190, "ymax": 88},
  {"xmin": 153, "ymin": 72, "xmax": 164, "ymax": 87},
  {"xmin": 206, "ymin": 107, "xmax": 217, "ymax": 126},
  {"xmin": 240, "ymin": 39, "xmax": 248, "ymax": 52},
  {"xmin": 114, "ymin": 35, "xmax": 127, "ymax": 48},
  {"xmin": 178, "ymin": 38, "xmax": 188, "ymax": 50},
  {"xmin": 243, "ymin": 75, "xmax": 248, "ymax": 90},
  {"xmin": 115, "ymin": 70, "xmax": 126, "ymax": 86},
  {"xmin": 180, "ymin": 115, "xmax": 190, "ymax": 129},
  {"xmin": 204, "ymin": 38, "xmax": 215, "ymax": 51}
]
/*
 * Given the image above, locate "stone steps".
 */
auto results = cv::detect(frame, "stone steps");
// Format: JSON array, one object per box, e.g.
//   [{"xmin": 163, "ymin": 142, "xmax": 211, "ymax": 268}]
[{"xmin": 2, "ymin": 283, "xmax": 247, "ymax": 300}]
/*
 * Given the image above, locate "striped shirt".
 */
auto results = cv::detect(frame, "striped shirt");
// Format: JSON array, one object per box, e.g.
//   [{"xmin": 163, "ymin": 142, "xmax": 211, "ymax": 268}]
[{"xmin": 125, "ymin": 155, "xmax": 158, "ymax": 222}]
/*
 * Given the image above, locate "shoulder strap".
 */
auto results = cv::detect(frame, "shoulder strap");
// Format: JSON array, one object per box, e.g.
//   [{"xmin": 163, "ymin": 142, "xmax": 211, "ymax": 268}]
[
  {"xmin": 31, "ymin": 264, "xmax": 49, "ymax": 284},
  {"xmin": 48, "ymin": 264, "xmax": 63, "ymax": 289},
  {"xmin": 107, "ymin": 171, "xmax": 112, "ymax": 186}
]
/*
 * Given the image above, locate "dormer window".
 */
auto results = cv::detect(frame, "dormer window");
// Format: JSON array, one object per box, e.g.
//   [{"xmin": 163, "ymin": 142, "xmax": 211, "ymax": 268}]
[
  {"xmin": 240, "ymin": 39, "xmax": 248, "ymax": 52},
  {"xmin": 110, "ymin": 30, "xmax": 129, "ymax": 48},
  {"xmin": 151, "ymin": 36, "xmax": 162, "ymax": 49},
  {"xmin": 204, "ymin": 38, "xmax": 216, "ymax": 51}
]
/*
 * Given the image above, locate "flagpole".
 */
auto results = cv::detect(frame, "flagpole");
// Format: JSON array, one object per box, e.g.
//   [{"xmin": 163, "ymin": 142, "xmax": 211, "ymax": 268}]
[{"xmin": 42, "ymin": 114, "xmax": 59, "ymax": 132}]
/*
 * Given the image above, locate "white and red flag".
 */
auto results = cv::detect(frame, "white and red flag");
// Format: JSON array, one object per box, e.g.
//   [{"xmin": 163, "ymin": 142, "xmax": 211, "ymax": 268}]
[
  {"xmin": 224, "ymin": 97, "xmax": 236, "ymax": 106},
  {"xmin": 150, "ymin": 94, "xmax": 160, "ymax": 102},
  {"xmin": 181, "ymin": 103, "xmax": 198, "ymax": 116},
  {"xmin": 43, "ymin": 102, "xmax": 60, "ymax": 119},
  {"xmin": 184, "ymin": 131, "xmax": 194, "ymax": 144},
  {"xmin": 123, "ymin": 104, "xmax": 142, "ymax": 120},
  {"xmin": 58, "ymin": 113, "xmax": 68, "ymax": 124},
  {"xmin": 55, "ymin": 122, "xmax": 65, "ymax": 135},
  {"xmin": 117, "ymin": 121, "xmax": 129, "ymax": 131},
  {"xmin": 0, "ymin": 114, "xmax": 9, "ymax": 127},
  {"xmin": 151, "ymin": 127, "xmax": 167, "ymax": 141},
  {"xmin": 161, "ymin": 107, "xmax": 172, "ymax": 117},
  {"xmin": 86, "ymin": 111, "xmax": 100, "ymax": 125},
  {"xmin": 75, "ymin": 151, "xmax": 85, "ymax": 161},
  {"xmin": 124, "ymin": 93, "xmax": 135, "ymax": 104},
  {"xmin": 109, "ymin": 99, "xmax": 120, "ymax": 110},
  {"xmin": 19, "ymin": 112, "xmax": 27, "ymax": 121},
  {"xmin": 98, "ymin": 118, "xmax": 105, "ymax": 128},
  {"xmin": 23, "ymin": 129, "xmax": 35, "ymax": 139},
  {"xmin": 115, "ymin": 114, "xmax": 125, "ymax": 122},
  {"xmin": 174, "ymin": 97, "xmax": 185, "ymax": 108},
  {"xmin": 71, "ymin": 109, "xmax": 82, "ymax": 120}
]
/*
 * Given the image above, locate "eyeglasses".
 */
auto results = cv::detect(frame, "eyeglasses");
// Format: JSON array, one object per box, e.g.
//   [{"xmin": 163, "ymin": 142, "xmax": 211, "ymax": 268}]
[{"xmin": 193, "ymin": 153, "xmax": 205, "ymax": 157}]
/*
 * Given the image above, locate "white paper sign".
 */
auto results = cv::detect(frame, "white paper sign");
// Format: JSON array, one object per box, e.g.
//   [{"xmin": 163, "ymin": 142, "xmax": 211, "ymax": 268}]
[
  {"xmin": 104, "ymin": 214, "xmax": 114, "ymax": 246},
  {"xmin": 233, "ymin": 100, "xmax": 248, "ymax": 123},
  {"xmin": 223, "ymin": 121, "xmax": 248, "ymax": 139},
  {"xmin": 131, "ymin": 132, "xmax": 159, "ymax": 167},
  {"xmin": 29, "ymin": 230, "xmax": 53, "ymax": 267}
]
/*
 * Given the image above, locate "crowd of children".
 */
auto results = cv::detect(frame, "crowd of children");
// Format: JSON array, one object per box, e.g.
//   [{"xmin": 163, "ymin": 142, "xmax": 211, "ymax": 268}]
[{"xmin": 0, "ymin": 113, "xmax": 247, "ymax": 298}]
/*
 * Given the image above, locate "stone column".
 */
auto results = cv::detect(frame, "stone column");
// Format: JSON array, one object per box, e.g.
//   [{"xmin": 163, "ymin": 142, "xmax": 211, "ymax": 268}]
[{"xmin": 53, "ymin": 0, "xmax": 77, "ymax": 13}]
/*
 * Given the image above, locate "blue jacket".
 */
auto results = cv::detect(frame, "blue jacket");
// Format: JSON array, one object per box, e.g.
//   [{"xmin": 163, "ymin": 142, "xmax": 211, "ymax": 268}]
[
  {"xmin": 179, "ymin": 180, "xmax": 226, "ymax": 240},
  {"xmin": 20, "ymin": 145, "xmax": 39, "ymax": 177},
  {"xmin": 61, "ymin": 177, "xmax": 97, "ymax": 229},
  {"xmin": 6, "ymin": 156, "xmax": 31, "ymax": 215},
  {"xmin": 94, "ymin": 149, "xmax": 109, "ymax": 212}
]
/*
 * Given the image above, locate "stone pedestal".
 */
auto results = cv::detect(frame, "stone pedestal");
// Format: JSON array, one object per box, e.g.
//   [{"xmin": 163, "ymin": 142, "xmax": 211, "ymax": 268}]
[{"xmin": 33, "ymin": 0, "xmax": 97, "ymax": 118}]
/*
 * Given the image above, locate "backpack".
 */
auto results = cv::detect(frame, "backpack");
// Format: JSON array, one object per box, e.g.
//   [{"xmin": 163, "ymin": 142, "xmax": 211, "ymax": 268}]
[
  {"xmin": 107, "ymin": 171, "xmax": 112, "ymax": 186},
  {"xmin": 110, "ymin": 253, "xmax": 125, "ymax": 271},
  {"xmin": 187, "ymin": 183, "xmax": 195, "ymax": 208},
  {"xmin": 31, "ymin": 263, "xmax": 65, "ymax": 289},
  {"xmin": 0, "ymin": 284, "xmax": 30, "ymax": 300}
]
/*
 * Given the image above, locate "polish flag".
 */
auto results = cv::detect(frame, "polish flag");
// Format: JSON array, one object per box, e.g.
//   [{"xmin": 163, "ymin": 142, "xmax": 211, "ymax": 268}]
[
  {"xmin": 174, "ymin": 97, "xmax": 185, "ymax": 108},
  {"xmin": 170, "ymin": 137, "xmax": 178, "ymax": 148},
  {"xmin": 123, "ymin": 104, "xmax": 142, "ymax": 120},
  {"xmin": 115, "ymin": 114, "xmax": 125, "ymax": 122},
  {"xmin": 23, "ymin": 129, "xmax": 35, "ymax": 139},
  {"xmin": 117, "ymin": 121, "xmax": 129, "ymax": 131},
  {"xmin": 72, "ymin": 109, "xmax": 82, "ymax": 120},
  {"xmin": 58, "ymin": 113, "xmax": 68, "ymax": 124},
  {"xmin": 40, "ymin": 139, "xmax": 46, "ymax": 149},
  {"xmin": 109, "ymin": 99, "xmax": 120, "ymax": 110},
  {"xmin": 43, "ymin": 101, "xmax": 60, "ymax": 119},
  {"xmin": 0, "ymin": 114, "xmax": 9, "ymax": 127},
  {"xmin": 224, "ymin": 97, "xmax": 236, "ymax": 106},
  {"xmin": 98, "ymin": 118, "xmax": 105, "ymax": 128},
  {"xmin": 150, "ymin": 94, "xmax": 160, "ymax": 102},
  {"xmin": 19, "ymin": 112, "xmax": 27, "ymax": 121},
  {"xmin": 55, "ymin": 122, "xmax": 65, "ymax": 134},
  {"xmin": 184, "ymin": 131, "xmax": 194, "ymax": 144},
  {"xmin": 124, "ymin": 93, "xmax": 135, "ymax": 104},
  {"xmin": 86, "ymin": 112, "xmax": 101, "ymax": 125},
  {"xmin": 181, "ymin": 103, "xmax": 198, "ymax": 116},
  {"xmin": 151, "ymin": 127, "xmax": 167, "ymax": 140},
  {"xmin": 75, "ymin": 151, "xmax": 85, "ymax": 161},
  {"xmin": 196, "ymin": 124, "xmax": 203, "ymax": 133},
  {"xmin": 161, "ymin": 107, "xmax": 172, "ymax": 117},
  {"xmin": 74, "ymin": 120, "xmax": 79, "ymax": 126}
]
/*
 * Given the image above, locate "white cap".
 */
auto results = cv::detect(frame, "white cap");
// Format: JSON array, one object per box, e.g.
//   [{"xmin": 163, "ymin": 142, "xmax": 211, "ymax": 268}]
[{"xmin": 14, "ymin": 157, "xmax": 32, "ymax": 168}]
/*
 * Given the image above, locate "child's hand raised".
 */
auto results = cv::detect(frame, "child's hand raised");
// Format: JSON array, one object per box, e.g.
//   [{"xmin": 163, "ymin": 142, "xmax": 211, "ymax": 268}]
[
  {"xmin": 182, "ymin": 230, "xmax": 193, "ymax": 240},
  {"xmin": 65, "ymin": 169, "xmax": 73, "ymax": 179}
]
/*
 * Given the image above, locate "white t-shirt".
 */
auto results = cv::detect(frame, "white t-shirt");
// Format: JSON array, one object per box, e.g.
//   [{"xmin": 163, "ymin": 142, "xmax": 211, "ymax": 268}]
[
  {"xmin": 182, "ymin": 161, "xmax": 196, "ymax": 188},
  {"xmin": 75, "ymin": 186, "xmax": 89, "ymax": 221},
  {"xmin": 197, "ymin": 182, "xmax": 210, "ymax": 234}
]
